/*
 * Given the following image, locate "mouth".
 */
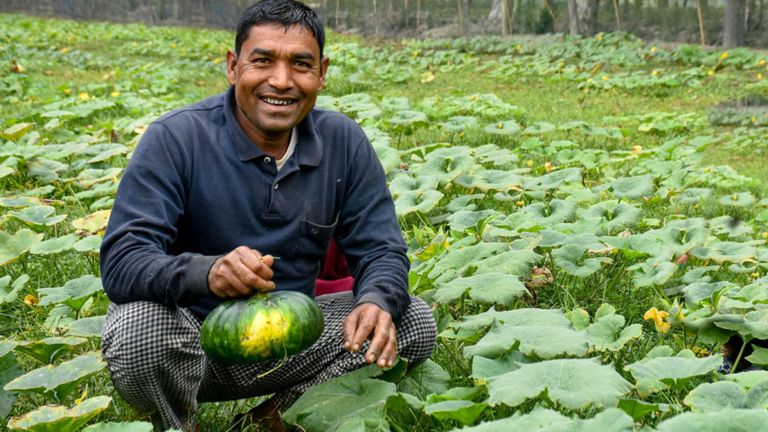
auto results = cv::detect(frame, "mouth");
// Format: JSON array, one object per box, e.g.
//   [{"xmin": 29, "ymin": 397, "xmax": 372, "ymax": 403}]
[{"xmin": 259, "ymin": 96, "xmax": 298, "ymax": 106}]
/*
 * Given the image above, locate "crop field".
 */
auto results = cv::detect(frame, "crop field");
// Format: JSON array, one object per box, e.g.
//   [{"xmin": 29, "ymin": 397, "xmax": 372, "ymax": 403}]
[{"xmin": 2, "ymin": 12, "xmax": 768, "ymax": 432}]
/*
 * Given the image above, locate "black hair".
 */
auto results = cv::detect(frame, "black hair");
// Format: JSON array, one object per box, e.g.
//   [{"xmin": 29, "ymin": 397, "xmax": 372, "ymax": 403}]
[{"xmin": 235, "ymin": 0, "xmax": 325, "ymax": 57}]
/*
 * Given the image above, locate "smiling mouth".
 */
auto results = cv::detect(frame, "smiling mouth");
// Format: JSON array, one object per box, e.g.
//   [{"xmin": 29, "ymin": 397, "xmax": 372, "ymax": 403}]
[{"xmin": 260, "ymin": 96, "xmax": 297, "ymax": 106}]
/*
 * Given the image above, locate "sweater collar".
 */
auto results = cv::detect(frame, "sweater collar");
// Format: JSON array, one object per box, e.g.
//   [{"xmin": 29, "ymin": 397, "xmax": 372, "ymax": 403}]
[{"xmin": 224, "ymin": 86, "xmax": 323, "ymax": 167}]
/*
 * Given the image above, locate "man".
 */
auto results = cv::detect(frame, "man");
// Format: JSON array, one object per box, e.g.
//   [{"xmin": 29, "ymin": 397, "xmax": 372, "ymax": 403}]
[{"xmin": 99, "ymin": 1, "xmax": 436, "ymax": 430}]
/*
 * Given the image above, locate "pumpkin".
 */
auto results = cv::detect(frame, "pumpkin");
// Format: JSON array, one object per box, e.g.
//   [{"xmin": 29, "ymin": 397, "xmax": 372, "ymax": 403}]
[{"xmin": 200, "ymin": 290, "xmax": 324, "ymax": 364}]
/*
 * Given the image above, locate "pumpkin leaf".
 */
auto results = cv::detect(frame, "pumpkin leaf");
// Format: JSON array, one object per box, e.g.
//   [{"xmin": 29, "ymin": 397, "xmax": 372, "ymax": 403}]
[
  {"xmin": 396, "ymin": 359, "xmax": 450, "ymax": 399},
  {"xmin": 552, "ymin": 244, "xmax": 611, "ymax": 278},
  {"xmin": 283, "ymin": 366, "xmax": 396, "ymax": 432},
  {"xmin": 4, "ymin": 352, "xmax": 106, "ymax": 398},
  {"xmin": 433, "ymin": 272, "xmax": 528, "ymax": 306},
  {"xmin": 71, "ymin": 210, "xmax": 111, "ymax": 234},
  {"xmin": 484, "ymin": 120, "xmax": 520, "ymax": 135},
  {"xmin": 7, "ymin": 395, "xmax": 111, "ymax": 432},
  {"xmin": 610, "ymin": 175, "xmax": 655, "ymax": 200},
  {"xmin": 625, "ymin": 350, "xmax": 722, "ymax": 394},
  {"xmin": 38, "ymin": 275, "xmax": 103, "ymax": 311},
  {"xmin": 423, "ymin": 399, "xmax": 487, "ymax": 425},
  {"xmin": 487, "ymin": 358, "xmax": 633, "ymax": 409},
  {"xmin": 30, "ymin": 234, "xmax": 79, "ymax": 255},
  {"xmin": 13, "ymin": 337, "xmax": 89, "ymax": 364},
  {"xmin": 8, "ymin": 206, "xmax": 66, "ymax": 227},
  {"xmin": 81, "ymin": 422, "xmax": 154, "ymax": 432},
  {"xmin": 66, "ymin": 316, "xmax": 106, "ymax": 338},
  {"xmin": 656, "ymin": 408, "xmax": 768, "ymax": 431},
  {"xmin": 464, "ymin": 321, "xmax": 589, "ymax": 359},
  {"xmin": 0, "ymin": 274, "xmax": 29, "ymax": 304},
  {"xmin": 0, "ymin": 352, "xmax": 23, "ymax": 419},
  {"xmin": 0, "ymin": 229, "xmax": 44, "ymax": 266}
]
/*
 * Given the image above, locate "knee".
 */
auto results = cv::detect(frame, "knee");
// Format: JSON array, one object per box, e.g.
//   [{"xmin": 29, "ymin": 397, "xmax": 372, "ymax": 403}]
[
  {"xmin": 398, "ymin": 296, "xmax": 437, "ymax": 366},
  {"xmin": 101, "ymin": 302, "xmax": 199, "ymax": 384}
]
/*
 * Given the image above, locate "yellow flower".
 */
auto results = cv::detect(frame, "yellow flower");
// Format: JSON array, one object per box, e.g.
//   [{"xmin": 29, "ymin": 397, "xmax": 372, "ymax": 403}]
[
  {"xmin": 752, "ymin": 272, "xmax": 761, "ymax": 279},
  {"xmin": 707, "ymin": 69, "xmax": 715, "ymax": 76},
  {"xmin": 23, "ymin": 294, "xmax": 38, "ymax": 306},
  {"xmin": 526, "ymin": 159, "xmax": 534, "ymax": 167},
  {"xmin": 651, "ymin": 69, "xmax": 660, "ymax": 77},
  {"xmin": 596, "ymin": 33, "xmax": 604, "ymax": 41},
  {"xmin": 601, "ymin": 75, "xmax": 609, "ymax": 81},
  {"xmin": 632, "ymin": 145, "xmax": 642, "ymax": 155},
  {"xmin": 515, "ymin": 200, "xmax": 525, "ymax": 207},
  {"xmin": 60, "ymin": 46, "xmax": 70, "ymax": 54},
  {"xmin": 760, "ymin": 59, "xmax": 767, "ymax": 66},
  {"xmin": 170, "ymin": 42, "xmax": 177, "ymax": 48},
  {"xmin": 758, "ymin": 73, "xmax": 764, "ymax": 81},
  {"xmin": 110, "ymin": 90, "xmax": 120, "ymax": 98},
  {"xmin": 643, "ymin": 307, "xmax": 671, "ymax": 333},
  {"xmin": 650, "ymin": 46, "xmax": 657, "ymax": 52},
  {"xmin": 753, "ymin": 116, "xmax": 759, "ymax": 123},
  {"xmin": 497, "ymin": 123, "xmax": 504, "ymax": 129},
  {"xmin": 411, "ymin": 50, "xmax": 420, "ymax": 58},
  {"xmin": 720, "ymin": 51, "xmax": 728, "ymax": 60},
  {"xmin": 544, "ymin": 161, "xmax": 552, "ymax": 173},
  {"xmin": 761, "ymin": 231, "xmax": 768, "ymax": 239},
  {"xmin": 79, "ymin": 92, "xmax": 89, "ymax": 101},
  {"xmin": 63, "ymin": 87, "xmax": 71, "ymax": 96}
]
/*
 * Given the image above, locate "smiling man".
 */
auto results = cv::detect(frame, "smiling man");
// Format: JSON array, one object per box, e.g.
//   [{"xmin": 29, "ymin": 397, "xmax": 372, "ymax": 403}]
[{"xmin": 98, "ymin": 1, "xmax": 436, "ymax": 431}]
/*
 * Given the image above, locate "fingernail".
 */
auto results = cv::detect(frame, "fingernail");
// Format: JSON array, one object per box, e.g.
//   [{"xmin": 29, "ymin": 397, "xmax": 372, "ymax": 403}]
[{"xmin": 352, "ymin": 344, "xmax": 360, "ymax": 352}]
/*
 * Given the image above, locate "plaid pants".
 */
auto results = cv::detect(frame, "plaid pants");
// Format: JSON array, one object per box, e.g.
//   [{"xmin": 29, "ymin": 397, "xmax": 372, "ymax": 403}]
[{"xmin": 101, "ymin": 292, "xmax": 436, "ymax": 431}]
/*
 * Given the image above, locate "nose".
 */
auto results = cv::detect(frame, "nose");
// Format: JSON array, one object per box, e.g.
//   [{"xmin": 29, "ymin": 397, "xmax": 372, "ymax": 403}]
[{"xmin": 268, "ymin": 61, "xmax": 294, "ymax": 90}]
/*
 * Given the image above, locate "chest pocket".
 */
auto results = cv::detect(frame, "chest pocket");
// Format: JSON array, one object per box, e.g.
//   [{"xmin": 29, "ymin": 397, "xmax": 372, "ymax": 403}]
[{"xmin": 287, "ymin": 215, "xmax": 339, "ymax": 275}]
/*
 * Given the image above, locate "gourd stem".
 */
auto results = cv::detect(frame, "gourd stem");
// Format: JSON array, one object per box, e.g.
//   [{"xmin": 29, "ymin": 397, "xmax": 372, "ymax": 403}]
[
  {"xmin": 731, "ymin": 337, "xmax": 750, "ymax": 374},
  {"xmin": 256, "ymin": 344, "xmax": 289, "ymax": 379}
]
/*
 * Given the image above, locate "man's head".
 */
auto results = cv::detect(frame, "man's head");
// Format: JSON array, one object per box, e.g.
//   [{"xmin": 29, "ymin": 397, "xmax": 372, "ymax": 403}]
[
  {"xmin": 235, "ymin": 0, "xmax": 325, "ymax": 58},
  {"xmin": 227, "ymin": 0, "xmax": 329, "ymax": 149}
]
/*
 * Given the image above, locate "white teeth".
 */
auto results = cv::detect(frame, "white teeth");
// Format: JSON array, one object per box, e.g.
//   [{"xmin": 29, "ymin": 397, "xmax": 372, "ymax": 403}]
[{"xmin": 261, "ymin": 97, "xmax": 294, "ymax": 106}]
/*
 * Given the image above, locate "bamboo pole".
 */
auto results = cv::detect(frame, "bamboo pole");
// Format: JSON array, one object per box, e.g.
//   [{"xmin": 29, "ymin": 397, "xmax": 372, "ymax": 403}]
[
  {"xmin": 457, "ymin": 0, "xmax": 466, "ymax": 36},
  {"xmin": 696, "ymin": 0, "xmax": 706, "ymax": 45}
]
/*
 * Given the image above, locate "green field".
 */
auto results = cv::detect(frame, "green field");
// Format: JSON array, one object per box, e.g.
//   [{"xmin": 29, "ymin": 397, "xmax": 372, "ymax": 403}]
[{"xmin": 1, "ymin": 13, "xmax": 768, "ymax": 432}]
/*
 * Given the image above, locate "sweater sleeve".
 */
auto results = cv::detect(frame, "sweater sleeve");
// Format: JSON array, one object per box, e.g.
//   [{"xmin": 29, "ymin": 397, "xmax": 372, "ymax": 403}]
[
  {"xmin": 100, "ymin": 122, "xmax": 218, "ymax": 308},
  {"xmin": 336, "ymin": 135, "xmax": 411, "ymax": 325}
]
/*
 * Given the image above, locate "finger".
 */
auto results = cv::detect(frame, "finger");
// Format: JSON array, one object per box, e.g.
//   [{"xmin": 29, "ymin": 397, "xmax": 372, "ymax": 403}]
[
  {"xmin": 366, "ymin": 314, "xmax": 393, "ymax": 365},
  {"xmin": 377, "ymin": 323, "xmax": 397, "ymax": 368},
  {"xmin": 237, "ymin": 249, "xmax": 275, "ymax": 285},
  {"xmin": 232, "ymin": 254, "xmax": 274, "ymax": 292},
  {"xmin": 351, "ymin": 310, "xmax": 378, "ymax": 356},
  {"xmin": 342, "ymin": 309, "xmax": 361, "ymax": 352}
]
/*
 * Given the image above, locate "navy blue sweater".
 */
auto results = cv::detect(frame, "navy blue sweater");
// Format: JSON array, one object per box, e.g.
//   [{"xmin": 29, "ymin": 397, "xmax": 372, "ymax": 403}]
[{"xmin": 100, "ymin": 87, "xmax": 411, "ymax": 323}]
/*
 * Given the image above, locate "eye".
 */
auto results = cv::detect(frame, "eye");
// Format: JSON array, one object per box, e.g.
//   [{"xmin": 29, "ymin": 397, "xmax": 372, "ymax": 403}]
[
  {"xmin": 252, "ymin": 57, "xmax": 271, "ymax": 65},
  {"xmin": 294, "ymin": 61, "xmax": 313, "ymax": 69}
]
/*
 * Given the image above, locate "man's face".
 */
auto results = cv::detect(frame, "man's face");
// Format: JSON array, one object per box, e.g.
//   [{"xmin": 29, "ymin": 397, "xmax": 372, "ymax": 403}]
[{"xmin": 227, "ymin": 24, "xmax": 328, "ymax": 144}]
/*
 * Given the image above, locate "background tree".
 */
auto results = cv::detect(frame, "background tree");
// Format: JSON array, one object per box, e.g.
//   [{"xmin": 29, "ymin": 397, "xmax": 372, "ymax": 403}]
[
  {"xmin": 724, "ymin": 0, "xmax": 747, "ymax": 47},
  {"xmin": 568, "ymin": 0, "xmax": 599, "ymax": 36}
]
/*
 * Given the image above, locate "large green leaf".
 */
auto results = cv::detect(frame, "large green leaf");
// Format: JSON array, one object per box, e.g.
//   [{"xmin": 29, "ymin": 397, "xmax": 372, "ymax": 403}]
[
  {"xmin": 454, "ymin": 170, "xmax": 523, "ymax": 192},
  {"xmin": 7, "ymin": 395, "xmax": 111, "ymax": 432},
  {"xmin": 397, "ymin": 359, "xmax": 450, "ymax": 399},
  {"xmin": 283, "ymin": 366, "xmax": 397, "ymax": 432},
  {"xmin": 656, "ymin": 408, "xmax": 768, "ymax": 432},
  {"xmin": 552, "ymin": 244, "xmax": 611, "ymax": 278},
  {"xmin": 37, "ymin": 275, "xmax": 103, "ymax": 311},
  {"xmin": 394, "ymin": 190, "xmax": 444, "ymax": 217},
  {"xmin": 471, "ymin": 351, "xmax": 529, "ymax": 381},
  {"xmin": 8, "ymin": 206, "xmax": 66, "ymax": 227},
  {"xmin": 30, "ymin": 234, "xmax": 79, "ymax": 255},
  {"xmin": 0, "ymin": 274, "xmax": 29, "ymax": 304},
  {"xmin": 629, "ymin": 259, "xmax": 678, "ymax": 288},
  {"xmin": 691, "ymin": 241, "xmax": 758, "ymax": 265},
  {"xmin": 4, "ymin": 352, "xmax": 106, "ymax": 398},
  {"xmin": 487, "ymin": 358, "xmax": 633, "ymax": 409},
  {"xmin": 453, "ymin": 408, "xmax": 633, "ymax": 432},
  {"xmin": 610, "ymin": 175, "xmax": 655, "ymax": 200},
  {"xmin": 433, "ymin": 272, "xmax": 528, "ymax": 306},
  {"xmin": 427, "ymin": 242, "xmax": 507, "ymax": 284},
  {"xmin": 410, "ymin": 146, "xmax": 475, "ymax": 186},
  {"xmin": 66, "ymin": 316, "xmax": 106, "ymax": 338},
  {"xmin": 521, "ymin": 199, "xmax": 577, "ymax": 225},
  {"xmin": 625, "ymin": 350, "xmax": 722, "ymax": 393},
  {"xmin": 423, "ymin": 399, "xmax": 487, "ymax": 425},
  {"xmin": 444, "ymin": 307, "xmax": 570, "ymax": 342},
  {"xmin": 0, "ymin": 353, "xmax": 23, "ymax": 418},
  {"xmin": 584, "ymin": 304, "xmax": 643, "ymax": 352},
  {"xmin": 582, "ymin": 201, "xmax": 641, "ymax": 234},
  {"xmin": 464, "ymin": 321, "xmax": 589, "ymax": 359},
  {"xmin": 81, "ymin": 422, "xmax": 154, "ymax": 432},
  {"xmin": 13, "ymin": 337, "xmax": 89, "ymax": 364},
  {"xmin": 523, "ymin": 168, "xmax": 582, "ymax": 191},
  {"xmin": 684, "ymin": 380, "xmax": 768, "ymax": 412},
  {"xmin": 483, "ymin": 120, "xmax": 521, "ymax": 135},
  {"xmin": 0, "ymin": 229, "xmax": 44, "ymax": 266}
]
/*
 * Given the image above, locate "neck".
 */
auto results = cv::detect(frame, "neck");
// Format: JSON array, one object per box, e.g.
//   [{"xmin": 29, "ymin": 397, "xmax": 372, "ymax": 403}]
[{"xmin": 235, "ymin": 105, "xmax": 290, "ymax": 158}]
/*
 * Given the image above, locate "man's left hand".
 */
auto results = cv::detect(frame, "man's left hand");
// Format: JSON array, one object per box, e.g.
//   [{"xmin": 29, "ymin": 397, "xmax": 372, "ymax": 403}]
[{"xmin": 343, "ymin": 303, "xmax": 396, "ymax": 368}]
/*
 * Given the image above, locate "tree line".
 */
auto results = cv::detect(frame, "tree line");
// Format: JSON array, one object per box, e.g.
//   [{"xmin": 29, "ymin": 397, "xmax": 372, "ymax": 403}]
[{"xmin": 0, "ymin": 0, "xmax": 763, "ymax": 48}]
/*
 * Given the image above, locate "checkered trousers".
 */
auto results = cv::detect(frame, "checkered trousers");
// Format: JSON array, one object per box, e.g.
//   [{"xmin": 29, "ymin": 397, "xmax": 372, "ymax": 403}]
[{"xmin": 101, "ymin": 292, "xmax": 436, "ymax": 431}]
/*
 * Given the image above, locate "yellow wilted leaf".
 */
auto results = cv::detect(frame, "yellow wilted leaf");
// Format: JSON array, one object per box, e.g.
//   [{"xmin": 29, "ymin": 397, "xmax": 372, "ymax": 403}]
[
  {"xmin": 75, "ymin": 387, "xmax": 89, "ymax": 404},
  {"xmin": 72, "ymin": 210, "xmax": 111, "ymax": 234},
  {"xmin": 420, "ymin": 71, "xmax": 435, "ymax": 84},
  {"xmin": 544, "ymin": 161, "xmax": 552, "ymax": 173}
]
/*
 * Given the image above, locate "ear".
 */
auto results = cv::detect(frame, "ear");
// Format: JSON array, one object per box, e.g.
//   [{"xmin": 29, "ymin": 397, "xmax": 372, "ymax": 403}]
[
  {"xmin": 226, "ymin": 50, "xmax": 238, "ymax": 85},
  {"xmin": 317, "ymin": 56, "xmax": 330, "ymax": 90}
]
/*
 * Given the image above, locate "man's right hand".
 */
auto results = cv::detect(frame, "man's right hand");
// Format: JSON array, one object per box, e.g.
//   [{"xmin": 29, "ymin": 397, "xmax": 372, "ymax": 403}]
[{"xmin": 208, "ymin": 246, "xmax": 275, "ymax": 298}]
